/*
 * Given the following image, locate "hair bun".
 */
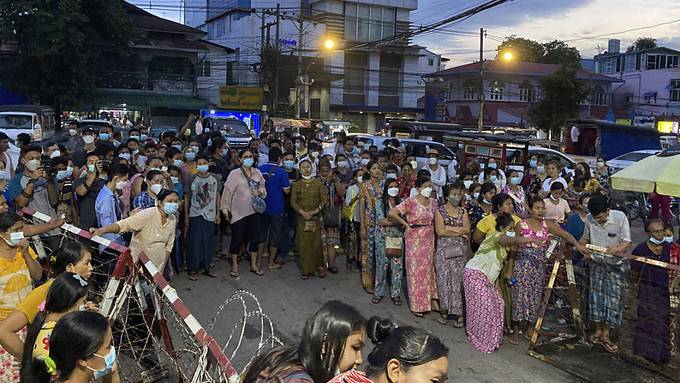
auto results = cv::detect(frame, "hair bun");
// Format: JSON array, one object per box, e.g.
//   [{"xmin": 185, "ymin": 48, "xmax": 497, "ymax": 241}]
[{"xmin": 367, "ymin": 317, "xmax": 397, "ymax": 345}]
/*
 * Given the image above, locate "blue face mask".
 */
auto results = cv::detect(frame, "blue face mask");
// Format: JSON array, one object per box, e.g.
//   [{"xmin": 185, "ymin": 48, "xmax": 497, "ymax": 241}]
[
  {"xmin": 505, "ymin": 231, "xmax": 516, "ymax": 238},
  {"xmin": 536, "ymin": 165, "xmax": 545, "ymax": 174},
  {"xmin": 99, "ymin": 133, "xmax": 110, "ymax": 141},
  {"xmin": 283, "ymin": 160, "xmax": 295, "ymax": 170},
  {"xmin": 185, "ymin": 152, "xmax": 196, "ymax": 161},
  {"xmin": 664, "ymin": 236, "xmax": 674, "ymax": 243},
  {"xmin": 140, "ymin": 134, "xmax": 148, "ymax": 141},
  {"xmin": 87, "ymin": 345, "xmax": 117, "ymax": 379},
  {"xmin": 197, "ymin": 164, "xmax": 209, "ymax": 173},
  {"xmin": 487, "ymin": 162, "xmax": 497, "ymax": 169},
  {"xmin": 163, "ymin": 202, "xmax": 179, "ymax": 215},
  {"xmin": 529, "ymin": 159, "xmax": 538, "ymax": 168},
  {"xmin": 510, "ymin": 177, "xmax": 520, "ymax": 185},
  {"xmin": 650, "ymin": 237, "xmax": 664, "ymax": 245},
  {"xmin": 490, "ymin": 175, "xmax": 498, "ymax": 182},
  {"xmin": 56, "ymin": 170, "xmax": 70, "ymax": 181},
  {"xmin": 173, "ymin": 159, "xmax": 184, "ymax": 167},
  {"xmin": 386, "ymin": 173, "xmax": 397, "ymax": 180},
  {"xmin": 243, "ymin": 158, "xmax": 254, "ymax": 168}
]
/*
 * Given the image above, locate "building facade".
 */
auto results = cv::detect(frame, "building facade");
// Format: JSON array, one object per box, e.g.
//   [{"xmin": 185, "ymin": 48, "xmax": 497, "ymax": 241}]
[
  {"xmin": 186, "ymin": 0, "xmax": 444, "ymax": 132},
  {"xmin": 424, "ymin": 60, "xmax": 618, "ymax": 127},
  {"xmin": 594, "ymin": 39, "xmax": 680, "ymax": 122}
]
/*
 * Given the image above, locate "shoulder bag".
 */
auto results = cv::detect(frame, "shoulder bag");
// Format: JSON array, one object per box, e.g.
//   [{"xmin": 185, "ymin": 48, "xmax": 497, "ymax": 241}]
[{"xmin": 241, "ymin": 168, "xmax": 267, "ymax": 214}]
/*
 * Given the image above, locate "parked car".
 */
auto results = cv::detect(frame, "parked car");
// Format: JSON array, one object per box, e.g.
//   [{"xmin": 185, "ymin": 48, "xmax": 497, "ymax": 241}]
[
  {"xmin": 149, "ymin": 125, "xmax": 179, "ymax": 140},
  {"xmin": 208, "ymin": 117, "xmax": 251, "ymax": 148},
  {"xmin": 79, "ymin": 119, "xmax": 114, "ymax": 132},
  {"xmin": 0, "ymin": 105, "xmax": 56, "ymax": 143},
  {"xmin": 346, "ymin": 133, "xmax": 457, "ymax": 170},
  {"xmin": 606, "ymin": 149, "xmax": 659, "ymax": 175}
]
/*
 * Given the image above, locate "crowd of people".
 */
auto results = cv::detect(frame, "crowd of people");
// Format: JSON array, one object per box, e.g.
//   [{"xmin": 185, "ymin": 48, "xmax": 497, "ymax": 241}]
[{"xmin": 0, "ymin": 116, "xmax": 677, "ymax": 381}]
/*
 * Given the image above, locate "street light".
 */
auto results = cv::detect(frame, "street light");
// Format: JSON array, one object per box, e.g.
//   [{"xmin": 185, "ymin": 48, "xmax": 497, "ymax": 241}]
[
  {"xmin": 501, "ymin": 51, "xmax": 513, "ymax": 61},
  {"xmin": 323, "ymin": 38, "xmax": 335, "ymax": 50}
]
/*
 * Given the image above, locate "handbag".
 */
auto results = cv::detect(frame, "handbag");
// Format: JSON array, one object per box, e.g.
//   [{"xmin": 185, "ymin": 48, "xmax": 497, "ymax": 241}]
[
  {"xmin": 444, "ymin": 239, "xmax": 467, "ymax": 259},
  {"xmin": 303, "ymin": 220, "xmax": 318, "ymax": 232},
  {"xmin": 322, "ymin": 181, "xmax": 340, "ymax": 228},
  {"xmin": 241, "ymin": 168, "xmax": 267, "ymax": 214},
  {"xmin": 385, "ymin": 236, "xmax": 403, "ymax": 258}
]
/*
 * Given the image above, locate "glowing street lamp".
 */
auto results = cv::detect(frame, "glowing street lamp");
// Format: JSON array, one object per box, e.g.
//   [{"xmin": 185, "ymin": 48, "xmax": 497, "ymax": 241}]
[{"xmin": 323, "ymin": 38, "xmax": 335, "ymax": 50}]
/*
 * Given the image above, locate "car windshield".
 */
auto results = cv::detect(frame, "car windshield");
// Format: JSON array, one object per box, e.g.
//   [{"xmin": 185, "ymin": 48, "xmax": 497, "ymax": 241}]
[
  {"xmin": 213, "ymin": 119, "xmax": 250, "ymax": 135},
  {"xmin": 616, "ymin": 152, "xmax": 655, "ymax": 162},
  {"xmin": 0, "ymin": 114, "xmax": 33, "ymax": 129}
]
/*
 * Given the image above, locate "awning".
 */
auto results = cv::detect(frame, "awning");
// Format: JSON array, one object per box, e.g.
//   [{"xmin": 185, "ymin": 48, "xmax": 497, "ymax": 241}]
[
  {"xmin": 92, "ymin": 90, "xmax": 211, "ymax": 111},
  {"xmin": 271, "ymin": 118, "xmax": 312, "ymax": 129}
]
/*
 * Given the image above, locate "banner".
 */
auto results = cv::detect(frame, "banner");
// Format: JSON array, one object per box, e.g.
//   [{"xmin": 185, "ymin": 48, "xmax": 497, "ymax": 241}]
[{"xmin": 219, "ymin": 86, "xmax": 263, "ymax": 110}]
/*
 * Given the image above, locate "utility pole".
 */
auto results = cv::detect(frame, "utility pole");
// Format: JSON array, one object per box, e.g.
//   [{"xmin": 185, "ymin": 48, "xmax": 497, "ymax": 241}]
[
  {"xmin": 273, "ymin": 3, "xmax": 280, "ymax": 115},
  {"xmin": 260, "ymin": 9, "xmax": 266, "ymax": 89},
  {"xmin": 477, "ymin": 27, "xmax": 486, "ymax": 132},
  {"xmin": 295, "ymin": 0, "xmax": 304, "ymax": 119}
]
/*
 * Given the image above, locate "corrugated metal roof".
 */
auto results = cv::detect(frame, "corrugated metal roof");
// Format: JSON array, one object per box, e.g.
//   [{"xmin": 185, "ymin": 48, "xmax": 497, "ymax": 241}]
[{"xmin": 433, "ymin": 61, "xmax": 618, "ymax": 82}]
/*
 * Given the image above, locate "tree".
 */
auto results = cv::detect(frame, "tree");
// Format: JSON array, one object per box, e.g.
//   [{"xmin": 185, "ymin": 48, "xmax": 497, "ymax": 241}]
[
  {"xmin": 529, "ymin": 65, "xmax": 589, "ymax": 135},
  {"xmin": 496, "ymin": 36, "xmax": 581, "ymax": 68},
  {"xmin": 626, "ymin": 37, "xmax": 658, "ymax": 52},
  {"xmin": 496, "ymin": 36, "xmax": 545, "ymax": 63},
  {"xmin": 541, "ymin": 40, "xmax": 581, "ymax": 68},
  {"xmin": 0, "ymin": 0, "xmax": 133, "ymax": 116}
]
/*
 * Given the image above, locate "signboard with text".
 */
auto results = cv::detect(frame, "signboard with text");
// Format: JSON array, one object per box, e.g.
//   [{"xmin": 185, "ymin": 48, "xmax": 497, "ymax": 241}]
[{"xmin": 219, "ymin": 86, "xmax": 263, "ymax": 111}]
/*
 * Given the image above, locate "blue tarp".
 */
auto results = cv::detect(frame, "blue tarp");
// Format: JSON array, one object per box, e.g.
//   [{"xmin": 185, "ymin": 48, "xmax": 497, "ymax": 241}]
[
  {"xmin": 600, "ymin": 128, "xmax": 661, "ymax": 160},
  {"xmin": 0, "ymin": 84, "xmax": 26, "ymax": 105}
]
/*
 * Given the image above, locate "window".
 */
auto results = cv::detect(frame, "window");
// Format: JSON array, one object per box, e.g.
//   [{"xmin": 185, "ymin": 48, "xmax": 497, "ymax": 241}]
[
  {"xmin": 591, "ymin": 85, "xmax": 608, "ymax": 106},
  {"xmin": 671, "ymin": 56, "xmax": 680, "ymax": 68},
  {"xmin": 646, "ymin": 54, "xmax": 656, "ymax": 70},
  {"xmin": 199, "ymin": 60, "xmax": 211, "ymax": 77},
  {"xmin": 519, "ymin": 81, "xmax": 534, "ymax": 102},
  {"xmin": 215, "ymin": 17, "xmax": 224, "ymax": 37},
  {"xmin": 670, "ymin": 79, "xmax": 680, "ymax": 103},
  {"xmin": 344, "ymin": 2, "xmax": 397, "ymax": 42},
  {"xmin": 462, "ymin": 79, "xmax": 477, "ymax": 100},
  {"xmin": 488, "ymin": 80, "xmax": 504, "ymax": 101}
]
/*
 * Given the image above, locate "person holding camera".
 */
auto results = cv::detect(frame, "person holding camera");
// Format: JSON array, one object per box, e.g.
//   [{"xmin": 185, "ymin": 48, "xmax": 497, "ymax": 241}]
[
  {"xmin": 7, "ymin": 145, "xmax": 59, "ymax": 217},
  {"xmin": 74, "ymin": 151, "xmax": 106, "ymax": 231}
]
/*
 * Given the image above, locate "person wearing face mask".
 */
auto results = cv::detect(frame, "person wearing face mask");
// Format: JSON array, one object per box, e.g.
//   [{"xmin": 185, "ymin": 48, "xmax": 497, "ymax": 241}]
[
  {"xmin": 388, "ymin": 176, "xmax": 438, "ymax": 317},
  {"xmin": 0, "ymin": 212, "xmax": 43, "ymax": 381},
  {"xmin": 91, "ymin": 189, "xmax": 179, "ymax": 271},
  {"xmin": 464, "ymin": 213, "xmax": 540, "ymax": 353},
  {"xmin": 132, "ymin": 170, "xmax": 164, "ymax": 210},
  {"xmin": 468, "ymin": 181, "xmax": 496, "ymax": 230},
  {"xmin": 65, "ymin": 122, "xmax": 81, "ymax": 153},
  {"xmin": 71, "ymin": 129, "xmax": 96, "ymax": 168},
  {"xmin": 434, "ymin": 182, "xmax": 470, "ymax": 327},
  {"xmin": 630, "ymin": 219, "xmax": 672, "ymax": 364},
  {"xmin": 371, "ymin": 179, "xmax": 404, "ymax": 306},
  {"xmin": 289, "ymin": 159, "xmax": 327, "ymax": 280},
  {"xmin": 222, "ymin": 149, "xmax": 267, "ymax": 278},
  {"xmin": 565, "ymin": 193, "xmax": 591, "ymax": 267},
  {"xmin": 425, "ymin": 149, "xmax": 446, "ymax": 199},
  {"xmin": 21, "ymin": 311, "xmax": 119, "ymax": 383},
  {"xmin": 334, "ymin": 153, "xmax": 352, "ymax": 185},
  {"xmin": 8, "ymin": 145, "xmax": 58, "ymax": 220},
  {"xmin": 294, "ymin": 137, "xmax": 308, "ymax": 159},
  {"xmin": 358, "ymin": 161, "xmax": 385, "ymax": 292},
  {"xmin": 359, "ymin": 153, "xmax": 372, "ymax": 171},
  {"xmin": 94, "ymin": 164, "xmax": 129, "ymax": 247},
  {"xmin": 501, "ymin": 169, "xmax": 529, "ymax": 218},
  {"xmin": 524, "ymin": 158, "xmax": 548, "ymax": 199},
  {"xmin": 52, "ymin": 157, "xmax": 77, "ymax": 225},
  {"xmin": 182, "ymin": 153, "xmax": 222, "ymax": 280},
  {"xmin": 258, "ymin": 148, "xmax": 292, "ymax": 272},
  {"xmin": 299, "ymin": 142, "xmax": 322, "ymax": 177},
  {"xmin": 342, "ymin": 138, "xmax": 360, "ymax": 172},
  {"xmin": 478, "ymin": 158, "xmax": 507, "ymax": 188},
  {"xmin": 508, "ymin": 197, "xmax": 588, "ymax": 345},
  {"xmin": 543, "ymin": 182, "xmax": 571, "ymax": 224},
  {"xmin": 74, "ymin": 152, "xmax": 107, "ymax": 231},
  {"xmin": 593, "ymin": 156, "xmax": 611, "ymax": 194},
  {"xmin": 328, "ymin": 318, "xmax": 449, "ymax": 383},
  {"xmin": 342, "ymin": 169, "xmax": 365, "ymax": 272},
  {"xmin": 580, "ymin": 194, "xmax": 631, "ymax": 355}
]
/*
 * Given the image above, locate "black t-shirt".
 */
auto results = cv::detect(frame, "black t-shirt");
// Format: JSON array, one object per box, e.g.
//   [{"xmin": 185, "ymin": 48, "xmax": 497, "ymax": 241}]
[
  {"xmin": 75, "ymin": 176, "xmax": 106, "ymax": 230},
  {"xmin": 72, "ymin": 149, "xmax": 88, "ymax": 168}
]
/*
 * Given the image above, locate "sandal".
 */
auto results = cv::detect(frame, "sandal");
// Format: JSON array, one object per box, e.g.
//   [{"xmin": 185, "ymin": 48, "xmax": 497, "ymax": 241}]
[
  {"xmin": 229, "ymin": 271, "xmax": 239, "ymax": 278},
  {"xmin": 371, "ymin": 297, "xmax": 382, "ymax": 305},
  {"xmin": 267, "ymin": 264, "xmax": 282, "ymax": 271},
  {"xmin": 509, "ymin": 332, "xmax": 520, "ymax": 345},
  {"xmin": 392, "ymin": 297, "xmax": 402, "ymax": 306},
  {"xmin": 188, "ymin": 273, "xmax": 200, "ymax": 281},
  {"xmin": 203, "ymin": 270, "xmax": 218, "ymax": 278},
  {"xmin": 250, "ymin": 268, "xmax": 264, "ymax": 276},
  {"xmin": 317, "ymin": 268, "xmax": 327, "ymax": 278},
  {"xmin": 599, "ymin": 338, "xmax": 619, "ymax": 354},
  {"xmin": 328, "ymin": 266, "xmax": 339, "ymax": 274},
  {"xmin": 453, "ymin": 318, "xmax": 465, "ymax": 328},
  {"xmin": 413, "ymin": 312, "xmax": 424, "ymax": 318},
  {"xmin": 437, "ymin": 316, "xmax": 448, "ymax": 325},
  {"xmin": 588, "ymin": 333, "xmax": 601, "ymax": 346}
]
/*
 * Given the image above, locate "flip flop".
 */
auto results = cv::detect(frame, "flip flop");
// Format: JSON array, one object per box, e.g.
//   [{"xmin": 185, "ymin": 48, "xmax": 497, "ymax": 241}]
[
  {"xmin": 250, "ymin": 268, "xmax": 264, "ymax": 276},
  {"xmin": 437, "ymin": 316, "xmax": 448, "ymax": 325},
  {"xmin": 371, "ymin": 297, "xmax": 382, "ymax": 305},
  {"xmin": 203, "ymin": 271, "xmax": 218, "ymax": 278},
  {"xmin": 392, "ymin": 297, "xmax": 402, "ymax": 306},
  {"xmin": 188, "ymin": 273, "xmax": 199, "ymax": 281},
  {"xmin": 229, "ymin": 271, "xmax": 239, "ymax": 278},
  {"xmin": 453, "ymin": 318, "xmax": 465, "ymax": 328},
  {"xmin": 600, "ymin": 338, "xmax": 619, "ymax": 354},
  {"xmin": 267, "ymin": 264, "xmax": 282, "ymax": 271}
]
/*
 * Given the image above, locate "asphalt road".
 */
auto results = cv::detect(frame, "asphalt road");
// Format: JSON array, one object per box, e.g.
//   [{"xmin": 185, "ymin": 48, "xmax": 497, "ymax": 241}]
[{"xmin": 168, "ymin": 218, "xmax": 654, "ymax": 382}]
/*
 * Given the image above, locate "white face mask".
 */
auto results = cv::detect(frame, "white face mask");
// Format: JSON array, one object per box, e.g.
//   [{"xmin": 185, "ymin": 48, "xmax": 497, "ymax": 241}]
[
  {"xmin": 83, "ymin": 135, "xmax": 95, "ymax": 144},
  {"xmin": 463, "ymin": 180, "xmax": 473, "ymax": 189},
  {"xmin": 50, "ymin": 150, "xmax": 61, "ymax": 159},
  {"xmin": 361, "ymin": 158, "xmax": 370, "ymax": 166},
  {"xmin": 301, "ymin": 174, "xmax": 313, "ymax": 180},
  {"xmin": 428, "ymin": 157, "xmax": 438, "ymax": 165},
  {"xmin": 26, "ymin": 159, "xmax": 41, "ymax": 172},
  {"xmin": 387, "ymin": 187, "xmax": 399, "ymax": 197},
  {"xmin": 410, "ymin": 160, "xmax": 418, "ymax": 170},
  {"xmin": 420, "ymin": 187, "xmax": 433, "ymax": 198},
  {"xmin": 69, "ymin": 129, "xmax": 77, "ymax": 136},
  {"xmin": 115, "ymin": 180, "xmax": 128, "ymax": 190},
  {"xmin": 337, "ymin": 161, "xmax": 348, "ymax": 169},
  {"xmin": 150, "ymin": 184, "xmax": 163, "ymax": 195}
]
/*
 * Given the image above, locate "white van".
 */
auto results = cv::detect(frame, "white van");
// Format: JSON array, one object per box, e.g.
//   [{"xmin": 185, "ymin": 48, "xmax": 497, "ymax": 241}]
[
  {"xmin": 347, "ymin": 133, "xmax": 457, "ymax": 170},
  {"xmin": 0, "ymin": 105, "xmax": 56, "ymax": 143}
]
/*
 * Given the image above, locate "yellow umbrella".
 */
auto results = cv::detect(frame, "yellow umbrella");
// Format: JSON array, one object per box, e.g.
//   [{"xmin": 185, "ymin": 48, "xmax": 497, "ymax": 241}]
[{"xmin": 610, "ymin": 145, "xmax": 680, "ymax": 196}]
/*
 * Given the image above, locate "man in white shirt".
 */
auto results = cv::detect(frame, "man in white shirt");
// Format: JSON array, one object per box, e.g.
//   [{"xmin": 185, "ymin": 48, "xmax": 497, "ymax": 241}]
[
  {"xmin": 571, "ymin": 125, "xmax": 580, "ymax": 152},
  {"xmin": 425, "ymin": 149, "xmax": 446, "ymax": 200}
]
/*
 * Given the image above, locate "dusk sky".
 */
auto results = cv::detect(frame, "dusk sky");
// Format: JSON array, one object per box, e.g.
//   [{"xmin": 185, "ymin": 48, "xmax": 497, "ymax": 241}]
[{"xmin": 132, "ymin": 0, "xmax": 680, "ymax": 66}]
